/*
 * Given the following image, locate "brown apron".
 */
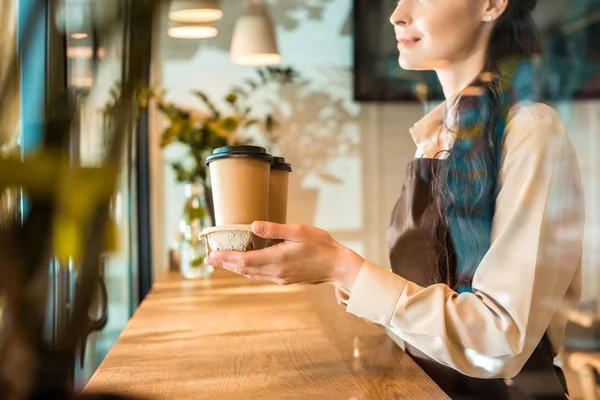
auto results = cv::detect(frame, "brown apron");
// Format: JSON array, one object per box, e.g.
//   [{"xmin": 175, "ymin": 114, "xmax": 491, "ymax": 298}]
[{"xmin": 389, "ymin": 158, "xmax": 569, "ymax": 400}]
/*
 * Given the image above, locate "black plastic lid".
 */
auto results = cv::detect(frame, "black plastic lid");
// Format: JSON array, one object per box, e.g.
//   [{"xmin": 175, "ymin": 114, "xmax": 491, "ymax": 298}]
[
  {"xmin": 271, "ymin": 156, "xmax": 292, "ymax": 172},
  {"xmin": 205, "ymin": 145, "xmax": 274, "ymax": 165}
]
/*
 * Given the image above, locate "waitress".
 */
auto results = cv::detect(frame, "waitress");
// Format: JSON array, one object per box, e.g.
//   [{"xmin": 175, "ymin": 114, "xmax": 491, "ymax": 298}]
[{"xmin": 206, "ymin": 0, "xmax": 585, "ymax": 398}]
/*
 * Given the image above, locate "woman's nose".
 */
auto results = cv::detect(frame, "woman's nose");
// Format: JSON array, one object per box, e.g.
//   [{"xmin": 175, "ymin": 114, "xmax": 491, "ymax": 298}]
[{"xmin": 390, "ymin": 1, "xmax": 412, "ymax": 26}]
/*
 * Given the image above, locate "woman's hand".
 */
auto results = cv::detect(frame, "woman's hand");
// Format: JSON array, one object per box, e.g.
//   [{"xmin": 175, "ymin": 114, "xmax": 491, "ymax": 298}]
[{"xmin": 204, "ymin": 221, "xmax": 364, "ymax": 291}]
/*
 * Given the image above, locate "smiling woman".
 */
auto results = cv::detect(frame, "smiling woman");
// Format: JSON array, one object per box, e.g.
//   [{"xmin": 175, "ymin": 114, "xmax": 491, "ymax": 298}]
[
  {"xmin": 391, "ymin": 0, "xmax": 491, "ymax": 77},
  {"xmin": 354, "ymin": 0, "xmax": 445, "ymax": 101},
  {"xmin": 206, "ymin": 0, "xmax": 586, "ymax": 399},
  {"xmin": 357, "ymin": 0, "xmax": 600, "ymax": 102}
]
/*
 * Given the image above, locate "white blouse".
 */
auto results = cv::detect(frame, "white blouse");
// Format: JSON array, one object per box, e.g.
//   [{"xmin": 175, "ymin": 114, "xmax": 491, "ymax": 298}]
[{"xmin": 338, "ymin": 102, "xmax": 585, "ymax": 380}]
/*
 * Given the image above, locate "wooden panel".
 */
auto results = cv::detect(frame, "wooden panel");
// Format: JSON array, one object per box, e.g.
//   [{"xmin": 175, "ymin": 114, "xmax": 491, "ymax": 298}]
[{"xmin": 85, "ymin": 270, "xmax": 448, "ymax": 400}]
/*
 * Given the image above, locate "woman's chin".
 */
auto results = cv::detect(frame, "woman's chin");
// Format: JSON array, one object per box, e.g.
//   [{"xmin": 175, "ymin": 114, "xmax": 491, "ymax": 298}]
[
  {"xmin": 398, "ymin": 57, "xmax": 424, "ymax": 71},
  {"xmin": 399, "ymin": 56, "xmax": 450, "ymax": 71}
]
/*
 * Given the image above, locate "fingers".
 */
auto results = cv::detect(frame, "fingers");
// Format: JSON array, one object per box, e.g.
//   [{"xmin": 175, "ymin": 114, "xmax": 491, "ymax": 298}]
[
  {"xmin": 206, "ymin": 254, "xmax": 299, "ymax": 286},
  {"xmin": 207, "ymin": 256, "xmax": 287, "ymax": 284},
  {"xmin": 206, "ymin": 255, "xmax": 263, "ymax": 275},
  {"xmin": 251, "ymin": 221, "xmax": 306, "ymax": 242},
  {"xmin": 243, "ymin": 274, "xmax": 272, "ymax": 282},
  {"xmin": 205, "ymin": 245, "xmax": 284, "ymax": 277},
  {"xmin": 209, "ymin": 245, "xmax": 281, "ymax": 268}
]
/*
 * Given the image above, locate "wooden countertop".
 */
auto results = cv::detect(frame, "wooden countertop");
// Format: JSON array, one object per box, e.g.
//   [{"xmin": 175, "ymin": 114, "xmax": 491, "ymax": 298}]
[{"xmin": 85, "ymin": 269, "xmax": 448, "ymax": 400}]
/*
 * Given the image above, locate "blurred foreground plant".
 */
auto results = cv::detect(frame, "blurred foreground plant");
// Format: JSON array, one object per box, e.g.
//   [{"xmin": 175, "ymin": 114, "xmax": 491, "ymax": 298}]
[{"xmin": 0, "ymin": 0, "xmax": 159, "ymax": 399}]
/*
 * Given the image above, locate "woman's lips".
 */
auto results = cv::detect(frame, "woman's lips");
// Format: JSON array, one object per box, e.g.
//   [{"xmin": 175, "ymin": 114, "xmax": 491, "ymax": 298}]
[{"xmin": 397, "ymin": 38, "xmax": 421, "ymax": 48}]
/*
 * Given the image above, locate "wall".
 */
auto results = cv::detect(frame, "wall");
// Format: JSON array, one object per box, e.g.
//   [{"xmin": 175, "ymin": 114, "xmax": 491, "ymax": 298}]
[
  {"xmin": 556, "ymin": 101, "xmax": 600, "ymax": 305},
  {"xmin": 149, "ymin": 0, "xmax": 600, "ymax": 307}
]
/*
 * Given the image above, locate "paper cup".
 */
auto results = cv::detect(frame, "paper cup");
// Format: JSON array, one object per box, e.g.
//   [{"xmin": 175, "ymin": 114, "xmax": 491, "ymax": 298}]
[
  {"xmin": 206, "ymin": 145, "xmax": 273, "ymax": 226},
  {"xmin": 268, "ymin": 156, "xmax": 291, "ymax": 224},
  {"xmin": 201, "ymin": 224, "xmax": 269, "ymax": 255}
]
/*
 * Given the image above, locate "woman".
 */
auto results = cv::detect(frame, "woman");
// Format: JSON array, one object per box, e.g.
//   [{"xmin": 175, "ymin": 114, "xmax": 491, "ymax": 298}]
[{"xmin": 206, "ymin": 0, "xmax": 585, "ymax": 398}]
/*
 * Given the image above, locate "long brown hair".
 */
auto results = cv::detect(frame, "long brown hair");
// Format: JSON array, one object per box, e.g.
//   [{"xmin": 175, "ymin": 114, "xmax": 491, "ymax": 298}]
[{"xmin": 433, "ymin": 0, "xmax": 542, "ymax": 292}]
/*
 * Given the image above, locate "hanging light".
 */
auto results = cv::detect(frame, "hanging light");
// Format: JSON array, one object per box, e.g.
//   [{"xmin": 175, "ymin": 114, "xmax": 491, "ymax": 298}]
[
  {"xmin": 168, "ymin": 20, "xmax": 218, "ymax": 39},
  {"xmin": 230, "ymin": 0, "xmax": 281, "ymax": 66},
  {"xmin": 169, "ymin": 0, "xmax": 223, "ymax": 23}
]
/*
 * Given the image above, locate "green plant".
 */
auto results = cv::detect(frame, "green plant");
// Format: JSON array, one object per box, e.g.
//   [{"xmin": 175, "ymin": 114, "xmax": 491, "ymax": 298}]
[{"xmin": 155, "ymin": 66, "xmax": 299, "ymax": 187}]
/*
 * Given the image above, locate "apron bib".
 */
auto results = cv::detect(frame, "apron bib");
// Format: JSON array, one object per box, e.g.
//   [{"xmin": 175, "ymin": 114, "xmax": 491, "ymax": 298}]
[{"xmin": 388, "ymin": 158, "xmax": 569, "ymax": 400}]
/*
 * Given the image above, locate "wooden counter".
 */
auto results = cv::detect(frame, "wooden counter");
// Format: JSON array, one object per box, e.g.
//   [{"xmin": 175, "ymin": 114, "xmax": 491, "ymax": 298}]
[{"xmin": 85, "ymin": 269, "xmax": 448, "ymax": 399}]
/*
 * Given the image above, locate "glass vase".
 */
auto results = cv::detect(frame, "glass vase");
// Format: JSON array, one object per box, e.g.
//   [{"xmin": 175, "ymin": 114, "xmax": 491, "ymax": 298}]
[{"xmin": 179, "ymin": 183, "xmax": 214, "ymax": 279}]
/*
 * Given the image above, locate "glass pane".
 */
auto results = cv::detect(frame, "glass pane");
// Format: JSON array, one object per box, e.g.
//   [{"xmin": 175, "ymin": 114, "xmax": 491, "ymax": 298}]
[{"xmin": 61, "ymin": 0, "xmax": 137, "ymax": 388}]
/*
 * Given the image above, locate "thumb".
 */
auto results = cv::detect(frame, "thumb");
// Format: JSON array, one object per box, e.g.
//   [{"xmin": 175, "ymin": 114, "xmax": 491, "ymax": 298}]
[
  {"xmin": 252, "ymin": 221, "xmax": 306, "ymax": 242},
  {"xmin": 251, "ymin": 221, "xmax": 283, "ymax": 239}
]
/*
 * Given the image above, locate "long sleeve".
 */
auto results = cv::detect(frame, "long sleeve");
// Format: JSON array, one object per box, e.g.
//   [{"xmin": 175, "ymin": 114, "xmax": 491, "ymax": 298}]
[{"xmin": 344, "ymin": 103, "xmax": 585, "ymax": 379}]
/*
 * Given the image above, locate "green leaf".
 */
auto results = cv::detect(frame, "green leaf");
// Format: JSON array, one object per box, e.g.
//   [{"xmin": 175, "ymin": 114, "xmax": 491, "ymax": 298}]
[
  {"xmin": 160, "ymin": 125, "xmax": 179, "ymax": 147},
  {"xmin": 193, "ymin": 90, "xmax": 220, "ymax": 117},
  {"xmin": 257, "ymin": 68, "xmax": 267, "ymax": 84},
  {"xmin": 221, "ymin": 116, "xmax": 239, "ymax": 132},
  {"xmin": 191, "ymin": 257, "xmax": 204, "ymax": 267},
  {"xmin": 109, "ymin": 86, "xmax": 120, "ymax": 100},
  {"xmin": 265, "ymin": 114, "xmax": 275, "ymax": 132},
  {"xmin": 244, "ymin": 79, "xmax": 259, "ymax": 90},
  {"xmin": 231, "ymin": 86, "xmax": 248, "ymax": 98},
  {"xmin": 245, "ymin": 119, "xmax": 260, "ymax": 128},
  {"xmin": 225, "ymin": 93, "xmax": 238, "ymax": 104}
]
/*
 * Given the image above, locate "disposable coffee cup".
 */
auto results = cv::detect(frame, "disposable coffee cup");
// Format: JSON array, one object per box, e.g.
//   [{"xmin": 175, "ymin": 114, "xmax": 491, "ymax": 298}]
[
  {"xmin": 206, "ymin": 145, "xmax": 273, "ymax": 226},
  {"xmin": 268, "ymin": 157, "xmax": 292, "ymax": 224}
]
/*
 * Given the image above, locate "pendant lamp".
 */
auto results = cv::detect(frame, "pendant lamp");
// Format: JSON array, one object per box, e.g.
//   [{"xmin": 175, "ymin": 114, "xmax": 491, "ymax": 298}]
[
  {"xmin": 230, "ymin": 0, "xmax": 281, "ymax": 66},
  {"xmin": 169, "ymin": 0, "xmax": 223, "ymax": 23},
  {"xmin": 168, "ymin": 21, "xmax": 218, "ymax": 39}
]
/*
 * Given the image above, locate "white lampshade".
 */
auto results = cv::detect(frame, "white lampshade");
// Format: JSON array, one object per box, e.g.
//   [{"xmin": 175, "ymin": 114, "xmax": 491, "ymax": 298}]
[
  {"xmin": 169, "ymin": 0, "xmax": 223, "ymax": 23},
  {"xmin": 168, "ymin": 20, "xmax": 218, "ymax": 39},
  {"xmin": 230, "ymin": 0, "xmax": 281, "ymax": 66}
]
